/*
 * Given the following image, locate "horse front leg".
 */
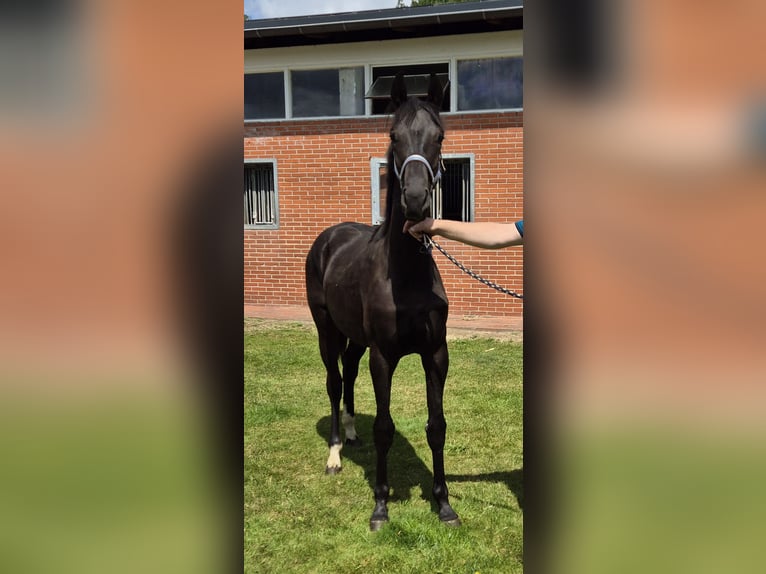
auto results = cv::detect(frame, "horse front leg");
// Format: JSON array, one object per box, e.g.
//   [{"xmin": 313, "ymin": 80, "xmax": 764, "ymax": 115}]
[
  {"xmin": 422, "ymin": 343, "xmax": 461, "ymax": 526},
  {"xmin": 368, "ymin": 346, "xmax": 398, "ymax": 531}
]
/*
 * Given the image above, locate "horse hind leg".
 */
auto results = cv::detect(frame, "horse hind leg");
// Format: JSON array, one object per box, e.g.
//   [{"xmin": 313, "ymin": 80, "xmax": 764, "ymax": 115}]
[
  {"xmin": 316, "ymin": 318, "xmax": 347, "ymax": 475},
  {"xmin": 341, "ymin": 342, "xmax": 366, "ymax": 447}
]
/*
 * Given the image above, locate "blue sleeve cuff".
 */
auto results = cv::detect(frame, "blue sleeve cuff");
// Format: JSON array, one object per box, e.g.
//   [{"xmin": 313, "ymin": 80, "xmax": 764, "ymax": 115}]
[{"xmin": 514, "ymin": 220, "xmax": 524, "ymax": 237}]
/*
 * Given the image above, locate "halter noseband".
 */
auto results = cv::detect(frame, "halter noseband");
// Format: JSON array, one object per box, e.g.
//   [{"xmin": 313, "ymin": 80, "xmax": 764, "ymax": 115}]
[{"xmin": 392, "ymin": 154, "xmax": 442, "ymax": 188}]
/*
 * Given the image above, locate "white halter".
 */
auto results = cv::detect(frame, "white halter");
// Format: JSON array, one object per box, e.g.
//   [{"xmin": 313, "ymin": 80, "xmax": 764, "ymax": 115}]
[{"xmin": 392, "ymin": 154, "xmax": 442, "ymax": 187}]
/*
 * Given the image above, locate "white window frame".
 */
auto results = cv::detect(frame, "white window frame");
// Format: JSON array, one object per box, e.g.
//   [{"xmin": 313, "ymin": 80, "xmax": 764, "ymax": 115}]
[{"xmin": 370, "ymin": 157, "xmax": 387, "ymax": 225}]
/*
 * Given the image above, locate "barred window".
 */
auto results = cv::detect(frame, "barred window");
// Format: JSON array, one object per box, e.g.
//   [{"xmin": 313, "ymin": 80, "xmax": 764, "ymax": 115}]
[
  {"xmin": 244, "ymin": 161, "xmax": 278, "ymax": 229},
  {"xmin": 432, "ymin": 156, "xmax": 474, "ymax": 222}
]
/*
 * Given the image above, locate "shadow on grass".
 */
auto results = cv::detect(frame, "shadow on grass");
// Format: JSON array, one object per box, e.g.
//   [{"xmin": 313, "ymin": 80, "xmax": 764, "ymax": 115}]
[
  {"xmin": 316, "ymin": 414, "xmax": 438, "ymax": 512},
  {"xmin": 316, "ymin": 415, "xmax": 522, "ymax": 516},
  {"xmin": 446, "ymin": 468, "xmax": 524, "ymax": 511}
]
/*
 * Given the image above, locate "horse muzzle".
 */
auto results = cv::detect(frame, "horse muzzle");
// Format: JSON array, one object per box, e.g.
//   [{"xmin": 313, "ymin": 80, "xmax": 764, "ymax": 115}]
[{"xmin": 401, "ymin": 185, "xmax": 432, "ymax": 222}]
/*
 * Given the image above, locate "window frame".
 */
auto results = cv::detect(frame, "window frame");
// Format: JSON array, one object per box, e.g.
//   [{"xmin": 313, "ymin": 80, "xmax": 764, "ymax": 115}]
[
  {"xmin": 244, "ymin": 158, "xmax": 279, "ymax": 230},
  {"xmin": 370, "ymin": 153, "xmax": 475, "ymax": 226},
  {"xmin": 370, "ymin": 157, "xmax": 387, "ymax": 225}
]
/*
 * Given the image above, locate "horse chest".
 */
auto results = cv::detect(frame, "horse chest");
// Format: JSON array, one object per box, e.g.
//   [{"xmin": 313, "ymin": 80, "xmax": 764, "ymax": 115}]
[{"xmin": 364, "ymin": 294, "xmax": 447, "ymax": 353}]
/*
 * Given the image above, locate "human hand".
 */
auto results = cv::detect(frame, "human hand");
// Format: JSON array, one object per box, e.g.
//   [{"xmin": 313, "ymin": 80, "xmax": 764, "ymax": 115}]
[{"xmin": 402, "ymin": 217, "xmax": 435, "ymax": 240}]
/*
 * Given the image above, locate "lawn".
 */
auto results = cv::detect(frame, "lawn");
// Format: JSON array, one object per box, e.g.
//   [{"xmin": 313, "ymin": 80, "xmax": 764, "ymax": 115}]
[{"xmin": 244, "ymin": 319, "xmax": 523, "ymax": 574}]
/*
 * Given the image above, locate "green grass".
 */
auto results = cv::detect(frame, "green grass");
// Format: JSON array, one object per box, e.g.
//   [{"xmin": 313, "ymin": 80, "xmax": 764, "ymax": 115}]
[{"xmin": 244, "ymin": 319, "xmax": 523, "ymax": 574}]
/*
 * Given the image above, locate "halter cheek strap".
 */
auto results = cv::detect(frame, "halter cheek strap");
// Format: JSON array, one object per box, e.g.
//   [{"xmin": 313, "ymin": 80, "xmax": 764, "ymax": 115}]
[{"xmin": 393, "ymin": 154, "xmax": 442, "ymax": 186}]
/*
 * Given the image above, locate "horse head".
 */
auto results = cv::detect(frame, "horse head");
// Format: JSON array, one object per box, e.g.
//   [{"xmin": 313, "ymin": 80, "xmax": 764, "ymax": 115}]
[{"xmin": 389, "ymin": 73, "xmax": 445, "ymax": 224}]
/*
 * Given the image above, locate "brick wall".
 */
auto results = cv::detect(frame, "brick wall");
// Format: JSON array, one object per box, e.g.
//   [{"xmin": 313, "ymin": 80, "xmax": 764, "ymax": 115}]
[{"xmin": 244, "ymin": 111, "xmax": 523, "ymax": 318}]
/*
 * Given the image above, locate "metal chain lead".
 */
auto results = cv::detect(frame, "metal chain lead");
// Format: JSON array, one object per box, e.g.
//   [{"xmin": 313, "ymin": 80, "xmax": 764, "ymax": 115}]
[{"xmin": 423, "ymin": 235, "xmax": 524, "ymax": 299}]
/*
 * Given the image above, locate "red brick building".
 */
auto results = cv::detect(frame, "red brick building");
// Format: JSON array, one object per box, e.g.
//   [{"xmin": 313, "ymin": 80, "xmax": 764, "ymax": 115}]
[{"xmin": 244, "ymin": 1, "xmax": 523, "ymax": 319}]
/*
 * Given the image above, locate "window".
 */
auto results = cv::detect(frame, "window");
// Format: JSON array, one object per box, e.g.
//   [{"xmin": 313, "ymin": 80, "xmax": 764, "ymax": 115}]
[
  {"xmin": 457, "ymin": 57, "xmax": 523, "ymax": 111},
  {"xmin": 244, "ymin": 56, "xmax": 524, "ymax": 120},
  {"xmin": 371, "ymin": 155, "xmax": 473, "ymax": 225},
  {"xmin": 369, "ymin": 63, "xmax": 450, "ymax": 115},
  {"xmin": 244, "ymin": 161, "xmax": 278, "ymax": 228},
  {"xmin": 433, "ymin": 156, "xmax": 474, "ymax": 222},
  {"xmin": 244, "ymin": 72, "xmax": 285, "ymax": 120},
  {"xmin": 291, "ymin": 67, "xmax": 364, "ymax": 118}
]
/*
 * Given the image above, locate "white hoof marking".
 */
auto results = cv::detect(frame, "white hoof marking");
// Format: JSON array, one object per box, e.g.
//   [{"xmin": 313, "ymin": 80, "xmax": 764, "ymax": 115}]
[{"xmin": 326, "ymin": 443, "xmax": 342, "ymax": 470}]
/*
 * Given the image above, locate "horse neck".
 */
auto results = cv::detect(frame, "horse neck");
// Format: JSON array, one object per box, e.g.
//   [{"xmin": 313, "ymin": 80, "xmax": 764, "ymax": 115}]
[{"xmin": 382, "ymin": 179, "xmax": 433, "ymax": 284}]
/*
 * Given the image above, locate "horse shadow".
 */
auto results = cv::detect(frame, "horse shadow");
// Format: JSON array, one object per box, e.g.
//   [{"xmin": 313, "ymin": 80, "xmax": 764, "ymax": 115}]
[
  {"xmin": 316, "ymin": 414, "xmax": 523, "ymax": 513},
  {"xmin": 446, "ymin": 468, "xmax": 524, "ymax": 512},
  {"xmin": 316, "ymin": 414, "xmax": 437, "ymax": 509}
]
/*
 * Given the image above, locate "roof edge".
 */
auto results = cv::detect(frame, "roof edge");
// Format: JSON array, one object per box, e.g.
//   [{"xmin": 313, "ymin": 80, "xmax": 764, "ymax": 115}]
[{"xmin": 245, "ymin": 1, "xmax": 523, "ymax": 41}]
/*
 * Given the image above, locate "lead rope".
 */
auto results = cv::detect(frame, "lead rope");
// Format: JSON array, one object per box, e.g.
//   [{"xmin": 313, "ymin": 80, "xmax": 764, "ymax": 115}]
[{"xmin": 422, "ymin": 235, "xmax": 524, "ymax": 299}]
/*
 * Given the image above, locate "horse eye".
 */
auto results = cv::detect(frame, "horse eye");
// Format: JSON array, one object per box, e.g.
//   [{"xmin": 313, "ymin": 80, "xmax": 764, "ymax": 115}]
[
  {"xmin": 437, "ymin": 134, "xmax": 444, "ymax": 143},
  {"xmin": 390, "ymin": 132, "xmax": 397, "ymax": 142}
]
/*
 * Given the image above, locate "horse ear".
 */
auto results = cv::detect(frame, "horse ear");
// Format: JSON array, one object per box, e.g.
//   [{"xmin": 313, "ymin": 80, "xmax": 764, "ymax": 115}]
[
  {"xmin": 427, "ymin": 73, "xmax": 444, "ymax": 110},
  {"xmin": 390, "ymin": 72, "xmax": 408, "ymax": 109}
]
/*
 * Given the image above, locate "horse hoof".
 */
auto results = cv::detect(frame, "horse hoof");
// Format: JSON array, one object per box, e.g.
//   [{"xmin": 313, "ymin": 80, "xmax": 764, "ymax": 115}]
[
  {"xmin": 439, "ymin": 507, "xmax": 461, "ymax": 527},
  {"xmin": 369, "ymin": 518, "xmax": 388, "ymax": 532},
  {"xmin": 344, "ymin": 437, "xmax": 362, "ymax": 447},
  {"xmin": 325, "ymin": 465, "xmax": 341, "ymax": 475},
  {"xmin": 370, "ymin": 504, "xmax": 389, "ymax": 531}
]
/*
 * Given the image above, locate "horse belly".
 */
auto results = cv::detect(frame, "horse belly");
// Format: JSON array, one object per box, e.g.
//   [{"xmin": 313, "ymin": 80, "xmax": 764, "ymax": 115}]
[
  {"xmin": 325, "ymin": 285, "xmax": 368, "ymax": 346},
  {"xmin": 312, "ymin": 224, "xmax": 376, "ymax": 346}
]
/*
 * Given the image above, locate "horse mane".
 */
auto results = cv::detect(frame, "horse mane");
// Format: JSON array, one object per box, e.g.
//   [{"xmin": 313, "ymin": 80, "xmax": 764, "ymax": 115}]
[{"xmin": 374, "ymin": 98, "xmax": 443, "ymax": 240}]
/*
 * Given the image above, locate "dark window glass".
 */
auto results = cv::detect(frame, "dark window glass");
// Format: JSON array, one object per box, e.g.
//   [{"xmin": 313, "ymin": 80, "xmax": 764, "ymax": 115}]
[
  {"xmin": 457, "ymin": 57, "xmax": 523, "ymax": 111},
  {"xmin": 244, "ymin": 72, "xmax": 285, "ymax": 120},
  {"xmin": 292, "ymin": 68, "xmax": 364, "ymax": 118}
]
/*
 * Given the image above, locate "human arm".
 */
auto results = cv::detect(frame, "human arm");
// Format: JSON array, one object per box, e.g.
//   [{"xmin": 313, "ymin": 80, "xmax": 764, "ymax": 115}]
[{"xmin": 403, "ymin": 218, "xmax": 523, "ymax": 249}]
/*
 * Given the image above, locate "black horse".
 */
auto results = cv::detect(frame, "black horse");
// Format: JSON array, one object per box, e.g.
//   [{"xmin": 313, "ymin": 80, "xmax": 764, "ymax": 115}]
[{"xmin": 305, "ymin": 73, "xmax": 459, "ymax": 531}]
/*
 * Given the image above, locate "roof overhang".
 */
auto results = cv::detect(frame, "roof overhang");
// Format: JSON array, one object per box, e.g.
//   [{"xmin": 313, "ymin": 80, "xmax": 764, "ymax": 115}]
[{"xmin": 245, "ymin": 1, "xmax": 523, "ymax": 50}]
